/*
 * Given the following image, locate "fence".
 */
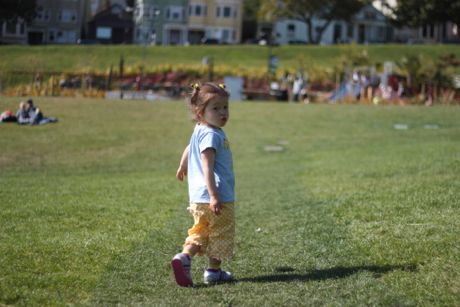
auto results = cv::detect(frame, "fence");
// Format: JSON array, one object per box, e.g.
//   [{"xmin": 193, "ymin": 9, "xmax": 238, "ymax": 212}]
[{"xmin": 0, "ymin": 70, "xmax": 193, "ymax": 98}]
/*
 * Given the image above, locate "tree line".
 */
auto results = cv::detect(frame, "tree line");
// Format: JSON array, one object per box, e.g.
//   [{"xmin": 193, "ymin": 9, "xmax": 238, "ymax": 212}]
[{"xmin": 245, "ymin": 0, "xmax": 460, "ymax": 44}]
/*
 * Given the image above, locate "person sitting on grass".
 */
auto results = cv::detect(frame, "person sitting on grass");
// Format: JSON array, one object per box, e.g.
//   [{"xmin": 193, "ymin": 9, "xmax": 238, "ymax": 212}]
[
  {"xmin": 16, "ymin": 99, "xmax": 58, "ymax": 125},
  {"xmin": 16, "ymin": 102, "xmax": 31, "ymax": 125},
  {"xmin": 172, "ymin": 82, "xmax": 235, "ymax": 287}
]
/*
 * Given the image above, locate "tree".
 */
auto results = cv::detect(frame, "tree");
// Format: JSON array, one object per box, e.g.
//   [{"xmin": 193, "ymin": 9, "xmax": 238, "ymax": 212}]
[
  {"xmin": 243, "ymin": 0, "xmax": 261, "ymax": 42},
  {"xmin": 0, "ymin": 0, "xmax": 37, "ymax": 23},
  {"xmin": 125, "ymin": 0, "xmax": 135, "ymax": 8},
  {"xmin": 259, "ymin": 0, "xmax": 369, "ymax": 44},
  {"xmin": 390, "ymin": 0, "xmax": 460, "ymax": 27}
]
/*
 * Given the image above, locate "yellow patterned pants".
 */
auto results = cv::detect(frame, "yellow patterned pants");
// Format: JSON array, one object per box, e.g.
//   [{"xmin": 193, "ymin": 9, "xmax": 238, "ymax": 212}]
[{"xmin": 184, "ymin": 203, "xmax": 235, "ymax": 260}]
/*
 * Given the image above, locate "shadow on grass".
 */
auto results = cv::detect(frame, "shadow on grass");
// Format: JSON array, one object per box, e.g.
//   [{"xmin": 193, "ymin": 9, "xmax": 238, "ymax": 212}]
[{"xmin": 236, "ymin": 264, "xmax": 418, "ymax": 283}]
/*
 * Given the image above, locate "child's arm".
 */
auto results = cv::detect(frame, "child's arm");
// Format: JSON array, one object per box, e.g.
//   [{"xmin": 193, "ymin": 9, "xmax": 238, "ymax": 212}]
[
  {"xmin": 201, "ymin": 148, "xmax": 221, "ymax": 215},
  {"xmin": 176, "ymin": 144, "xmax": 189, "ymax": 181}
]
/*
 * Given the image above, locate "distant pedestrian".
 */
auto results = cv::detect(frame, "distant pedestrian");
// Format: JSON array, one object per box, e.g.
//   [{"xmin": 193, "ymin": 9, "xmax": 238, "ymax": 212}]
[
  {"xmin": 292, "ymin": 73, "xmax": 304, "ymax": 102},
  {"xmin": 172, "ymin": 82, "xmax": 235, "ymax": 287}
]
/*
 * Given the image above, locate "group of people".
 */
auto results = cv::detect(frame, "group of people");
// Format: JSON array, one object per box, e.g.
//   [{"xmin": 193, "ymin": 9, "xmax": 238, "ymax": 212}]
[
  {"xmin": 270, "ymin": 71, "xmax": 309, "ymax": 103},
  {"xmin": 0, "ymin": 99, "xmax": 58, "ymax": 125}
]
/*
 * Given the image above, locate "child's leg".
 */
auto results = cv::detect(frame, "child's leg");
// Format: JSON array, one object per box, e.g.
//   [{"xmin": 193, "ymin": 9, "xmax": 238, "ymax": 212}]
[
  {"xmin": 182, "ymin": 243, "xmax": 200, "ymax": 257},
  {"xmin": 204, "ymin": 257, "xmax": 233, "ymax": 284},
  {"xmin": 208, "ymin": 257, "xmax": 222, "ymax": 270},
  {"xmin": 203, "ymin": 203, "xmax": 235, "ymax": 284},
  {"xmin": 172, "ymin": 204, "xmax": 210, "ymax": 287}
]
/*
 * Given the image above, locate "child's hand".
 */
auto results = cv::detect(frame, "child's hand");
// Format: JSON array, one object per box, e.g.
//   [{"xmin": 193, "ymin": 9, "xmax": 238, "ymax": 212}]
[
  {"xmin": 176, "ymin": 164, "xmax": 187, "ymax": 181},
  {"xmin": 209, "ymin": 197, "xmax": 222, "ymax": 215}
]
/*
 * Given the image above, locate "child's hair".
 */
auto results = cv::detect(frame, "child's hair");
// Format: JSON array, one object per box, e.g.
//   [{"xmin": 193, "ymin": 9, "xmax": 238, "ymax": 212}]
[{"xmin": 188, "ymin": 82, "xmax": 229, "ymax": 122}]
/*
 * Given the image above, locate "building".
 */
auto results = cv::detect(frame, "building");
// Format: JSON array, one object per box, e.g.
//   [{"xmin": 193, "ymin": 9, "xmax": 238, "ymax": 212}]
[
  {"xmin": 86, "ymin": 3, "xmax": 134, "ymax": 44},
  {"xmin": 133, "ymin": 0, "xmax": 189, "ymax": 45},
  {"xmin": 0, "ymin": 0, "xmax": 86, "ymax": 45},
  {"xmin": 269, "ymin": 4, "xmax": 392, "ymax": 45},
  {"xmin": 1, "ymin": 0, "xmax": 244, "ymax": 45},
  {"xmin": 372, "ymin": 0, "xmax": 460, "ymax": 43},
  {"xmin": 0, "ymin": 19, "xmax": 27, "ymax": 45},
  {"xmin": 133, "ymin": 0, "xmax": 243, "ymax": 45},
  {"xmin": 188, "ymin": 0, "xmax": 243, "ymax": 44},
  {"xmin": 30, "ymin": 0, "xmax": 86, "ymax": 44}
]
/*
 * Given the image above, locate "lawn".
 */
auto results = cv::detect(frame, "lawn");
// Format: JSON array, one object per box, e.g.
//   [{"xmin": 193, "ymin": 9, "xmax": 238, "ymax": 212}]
[
  {"xmin": 1, "ymin": 44, "xmax": 460, "ymax": 74},
  {"xmin": 0, "ymin": 97, "xmax": 459, "ymax": 305}
]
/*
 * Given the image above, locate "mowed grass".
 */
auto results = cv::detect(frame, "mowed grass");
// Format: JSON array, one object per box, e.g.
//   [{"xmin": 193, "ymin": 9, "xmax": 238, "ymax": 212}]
[
  {"xmin": 0, "ymin": 97, "xmax": 459, "ymax": 306},
  {"xmin": 1, "ymin": 44, "xmax": 460, "ymax": 73}
]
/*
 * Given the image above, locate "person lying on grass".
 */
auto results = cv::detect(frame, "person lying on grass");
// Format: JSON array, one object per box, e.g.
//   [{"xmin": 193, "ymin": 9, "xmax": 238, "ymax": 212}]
[
  {"xmin": 16, "ymin": 99, "xmax": 58, "ymax": 125},
  {"xmin": 172, "ymin": 82, "xmax": 235, "ymax": 287}
]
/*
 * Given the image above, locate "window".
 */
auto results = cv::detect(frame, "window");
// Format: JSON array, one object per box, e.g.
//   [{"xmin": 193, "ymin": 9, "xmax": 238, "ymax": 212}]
[
  {"xmin": 48, "ymin": 30, "xmax": 55, "ymax": 42},
  {"xmin": 222, "ymin": 29, "xmax": 229, "ymax": 41},
  {"xmin": 149, "ymin": 7, "xmax": 160, "ymax": 19},
  {"xmin": 59, "ymin": 9, "xmax": 77, "ymax": 23},
  {"xmin": 216, "ymin": 7, "xmax": 221, "ymax": 17},
  {"xmin": 191, "ymin": 4, "xmax": 206, "ymax": 16},
  {"xmin": 166, "ymin": 6, "xmax": 183, "ymax": 21},
  {"xmin": 35, "ymin": 6, "xmax": 44, "ymax": 20},
  {"xmin": 56, "ymin": 31, "xmax": 77, "ymax": 43},
  {"xmin": 364, "ymin": 11, "xmax": 376, "ymax": 20},
  {"xmin": 34, "ymin": 6, "xmax": 51, "ymax": 22},
  {"xmin": 5, "ymin": 22, "xmax": 16, "ymax": 34},
  {"xmin": 347, "ymin": 24, "xmax": 354, "ymax": 38},
  {"xmin": 287, "ymin": 24, "xmax": 295, "ymax": 37},
  {"xmin": 96, "ymin": 27, "xmax": 112, "ymax": 39},
  {"xmin": 223, "ymin": 7, "xmax": 231, "ymax": 18}
]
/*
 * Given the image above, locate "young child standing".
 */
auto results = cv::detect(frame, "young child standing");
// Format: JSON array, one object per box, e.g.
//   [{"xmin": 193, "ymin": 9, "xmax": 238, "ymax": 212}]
[{"xmin": 172, "ymin": 82, "xmax": 235, "ymax": 287}]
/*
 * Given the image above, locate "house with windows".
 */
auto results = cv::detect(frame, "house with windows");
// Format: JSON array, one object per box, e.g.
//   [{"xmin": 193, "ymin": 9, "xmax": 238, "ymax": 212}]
[
  {"xmin": 0, "ymin": 19, "xmax": 27, "ymax": 45},
  {"xmin": 264, "ymin": 4, "xmax": 392, "ymax": 45},
  {"xmin": 188, "ymin": 0, "xmax": 242, "ymax": 44},
  {"xmin": 133, "ymin": 0, "xmax": 242, "ymax": 45},
  {"xmin": 392, "ymin": 22, "xmax": 460, "ymax": 44},
  {"xmin": 372, "ymin": 0, "xmax": 460, "ymax": 43},
  {"xmin": 133, "ymin": 0, "xmax": 189, "ymax": 45},
  {"xmin": 0, "ymin": 0, "xmax": 86, "ymax": 45},
  {"xmin": 1, "ymin": 0, "xmax": 243, "ymax": 45},
  {"xmin": 86, "ymin": 3, "xmax": 133, "ymax": 44}
]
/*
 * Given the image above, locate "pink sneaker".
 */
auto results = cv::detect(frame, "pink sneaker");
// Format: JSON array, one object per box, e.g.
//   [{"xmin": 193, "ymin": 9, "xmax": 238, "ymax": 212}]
[{"xmin": 171, "ymin": 253, "xmax": 193, "ymax": 287}]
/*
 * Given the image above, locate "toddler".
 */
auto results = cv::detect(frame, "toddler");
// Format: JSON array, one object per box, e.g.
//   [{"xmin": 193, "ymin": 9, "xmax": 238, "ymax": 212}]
[{"xmin": 172, "ymin": 82, "xmax": 235, "ymax": 287}]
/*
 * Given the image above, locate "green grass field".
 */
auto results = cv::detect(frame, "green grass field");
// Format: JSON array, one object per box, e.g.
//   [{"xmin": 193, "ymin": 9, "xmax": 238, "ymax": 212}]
[
  {"xmin": 1, "ymin": 44, "xmax": 460, "ymax": 74},
  {"xmin": 0, "ymin": 97, "xmax": 459, "ymax": 305}
]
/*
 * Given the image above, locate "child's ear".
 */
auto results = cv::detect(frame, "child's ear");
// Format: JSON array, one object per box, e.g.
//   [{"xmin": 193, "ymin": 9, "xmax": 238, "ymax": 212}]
[{"xmin": 197, "ymin": 108, "xmax": 205, "ymax": 119}]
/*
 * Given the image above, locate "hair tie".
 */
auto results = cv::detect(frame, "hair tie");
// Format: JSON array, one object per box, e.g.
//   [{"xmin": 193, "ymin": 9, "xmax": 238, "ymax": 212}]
[
  {"xmin": 191, "ymin": 83, "xmax": 200, "ymax": 91},
  {"xmin": 218, "ymin": 83, "xmax": 226, "ymax": 89}
]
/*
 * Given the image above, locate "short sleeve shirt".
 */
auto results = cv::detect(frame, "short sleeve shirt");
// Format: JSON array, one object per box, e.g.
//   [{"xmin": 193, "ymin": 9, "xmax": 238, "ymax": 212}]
[{"xmin": 188, "ymin": 124, "xmax": 235, "ymax": 203}]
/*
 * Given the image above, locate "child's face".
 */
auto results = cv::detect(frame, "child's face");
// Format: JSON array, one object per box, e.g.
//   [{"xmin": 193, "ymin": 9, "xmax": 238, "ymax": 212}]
[{"xmin": 201, "ymin": 96, "xmax": 229, "ymax": 128}]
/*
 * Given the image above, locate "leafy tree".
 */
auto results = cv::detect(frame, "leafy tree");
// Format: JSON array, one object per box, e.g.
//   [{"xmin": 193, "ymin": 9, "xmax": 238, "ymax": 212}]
[
  {"xmin": 0, "ymin": 0, "xmax": 37, "ymax": 23},
  {"xmin": 390, "ymin": 0, "xmax": 460, "ymax": 27},
  {"xmin": 242, "ymin": 0, "xmax": 261, "ymax": 42},
  {"xmin": 244, "ymin": 0, "xmax": 261, "ymax": 20},
  {"xmin": 259, "ymin": 0, "xmax": 369, "ymax": 44}
]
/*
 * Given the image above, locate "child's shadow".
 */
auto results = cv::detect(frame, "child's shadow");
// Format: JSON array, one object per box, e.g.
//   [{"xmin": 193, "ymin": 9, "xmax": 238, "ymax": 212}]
[{"xmin": 236, "ymin": 264, "xmax": 418, "ymax": 283}]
